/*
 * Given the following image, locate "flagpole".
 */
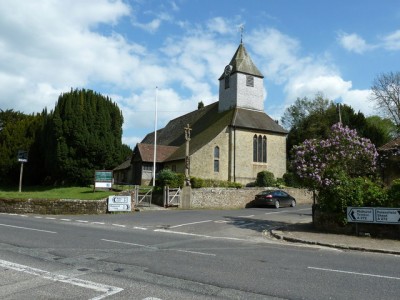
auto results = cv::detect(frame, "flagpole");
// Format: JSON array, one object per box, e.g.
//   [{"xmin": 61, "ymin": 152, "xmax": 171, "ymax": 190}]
[{"xmin": 153, "ymin": 87, "xmax": 158, "ymax": 187}]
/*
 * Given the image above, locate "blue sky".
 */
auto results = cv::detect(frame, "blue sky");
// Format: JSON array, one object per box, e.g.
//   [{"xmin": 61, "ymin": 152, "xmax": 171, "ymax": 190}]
[{"xmin": 0, "ymin": 0, "xmax": 399, "ymax": 148}]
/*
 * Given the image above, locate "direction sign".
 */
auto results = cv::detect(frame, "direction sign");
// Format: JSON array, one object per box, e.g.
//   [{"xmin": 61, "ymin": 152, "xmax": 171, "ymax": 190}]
[
  {"xmin": 375, "ymin": 209, "xmax": 400, "ymax": 224},
  {"xmin": 347, "ymin": 207, "xmax": 400, "ymax": 224},
  {"xmin": 108, "ymin": 195, "xmax": 131, "ymax": 212},
  {"xmin": 347, "ymin": 207, "xmax": 374, "ymax": 223}
]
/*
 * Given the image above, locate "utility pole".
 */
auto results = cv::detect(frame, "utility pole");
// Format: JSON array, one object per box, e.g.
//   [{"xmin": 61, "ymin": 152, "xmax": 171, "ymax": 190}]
[{"xmin": 184, "ymin": 124, "xmax": 192, "ymax": 186}]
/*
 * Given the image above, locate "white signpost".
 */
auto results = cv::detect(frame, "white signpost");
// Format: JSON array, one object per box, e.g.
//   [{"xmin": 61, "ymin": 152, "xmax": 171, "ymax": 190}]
[
  {"xmin": 108, "ymin": 196, "xmax": 131, "ymax": 212},
  {"xmin": 347, "ymin": 207, "xmax": 400, "ymax": 224}
]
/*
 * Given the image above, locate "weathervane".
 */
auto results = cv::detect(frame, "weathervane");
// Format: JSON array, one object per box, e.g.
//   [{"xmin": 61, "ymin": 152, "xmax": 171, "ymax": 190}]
[{"xmin": 239, "ymin": 24, "xmax": 244, "ymax": 43}]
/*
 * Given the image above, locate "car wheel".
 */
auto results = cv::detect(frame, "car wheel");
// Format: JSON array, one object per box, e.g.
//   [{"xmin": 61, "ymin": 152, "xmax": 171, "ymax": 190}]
[
  {"xmin": 274, "ymin": 200, "xmax": 280, "ymax": 209},
  {"xmin": 290, "ymin": 200, "xmax": 296, "ymax": 207}
]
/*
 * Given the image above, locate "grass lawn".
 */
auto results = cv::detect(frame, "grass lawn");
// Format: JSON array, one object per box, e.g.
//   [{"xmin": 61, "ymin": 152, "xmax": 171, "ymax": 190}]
[{"xmin": 0, "ymin": 186, "xmax": 118, "ymax": 200}]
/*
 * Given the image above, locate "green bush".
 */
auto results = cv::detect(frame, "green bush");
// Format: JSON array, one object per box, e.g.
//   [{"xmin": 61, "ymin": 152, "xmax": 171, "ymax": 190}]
[
  {"xmin": 190, "ymin": 177, "xmax": 205, "ymax": 188},
  {"xmin": 190, "ymin": 177, "xmax": 242, "ymax": 188},
  {"xmin": 387, "ymin": 178, "xmax": 400, "ymax": 207},
  {"xmin": 283, "ymin": 172, "xmax": 302, "ymax": 188},
  {"xmin": 156, "ymin": 169, "xmax": 184, "ymax": 188},
  {"xmin": 318, "ymin": 174, "xmax": 388, "ymax": 214},
  {"xmin": 255, "ymin": 171, "xmax": 275, "ymax": 187}
]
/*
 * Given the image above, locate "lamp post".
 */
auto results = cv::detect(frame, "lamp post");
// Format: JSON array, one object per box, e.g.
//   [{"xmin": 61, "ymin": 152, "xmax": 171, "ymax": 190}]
[{"xmin": 184, "ymin": 124, "xmax": 192, "ymax": 186}]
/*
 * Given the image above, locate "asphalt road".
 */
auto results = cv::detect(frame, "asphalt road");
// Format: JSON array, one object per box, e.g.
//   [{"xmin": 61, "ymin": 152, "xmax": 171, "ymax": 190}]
[{"xmin": 0, "ymin": 205, "xmax": 399, "ymax": 299}]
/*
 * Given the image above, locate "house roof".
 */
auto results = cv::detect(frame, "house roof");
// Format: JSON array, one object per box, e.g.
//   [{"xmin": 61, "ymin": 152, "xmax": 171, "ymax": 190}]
[
  {"xmin": 378, "ymin": 137, "xmax": 400, "ymax": 151},
  {"xmin": 141, "ymin": 101, "xmax": 287, "ymax": 162},
  {"xmin": 218, "ymin": 42, "xmax": 264, "ymax": 80},
  {"xmin": 133, "ymin": 143, "xmax": 179, "ymax": 163}
]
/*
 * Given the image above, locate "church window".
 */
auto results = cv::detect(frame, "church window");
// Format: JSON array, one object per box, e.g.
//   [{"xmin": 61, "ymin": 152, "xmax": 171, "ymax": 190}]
[
  {"xmin": 225, "ymin": 76, "xmax": 230, "ymax": 89},
  {"xmin": 246, "ymin": 75, "xmax": 254, "ymax": 87},
  {"xmin": 214, "ymin": 146, "xmax": 220, "ymax": 172},
  {"xmin": 253, "ymin": 135, "xmax": 267, "ymax": 163}
]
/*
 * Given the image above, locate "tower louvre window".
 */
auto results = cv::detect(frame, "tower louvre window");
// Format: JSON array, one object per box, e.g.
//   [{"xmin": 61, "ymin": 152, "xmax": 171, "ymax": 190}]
[
  {"xmin": 225, "ymin": 76, "xmax": 230, "ymax": 89},
  {"xmin": 246, "ymin": 75, "xmax": 254, "ymax": 87}
]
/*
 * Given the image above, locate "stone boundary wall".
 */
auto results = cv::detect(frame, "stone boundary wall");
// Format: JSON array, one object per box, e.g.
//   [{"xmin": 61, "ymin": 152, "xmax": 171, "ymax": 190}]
[
  {"xmin": 191, "ymin": 187, "xmax": 313, "ymax": 209},
  {"xmin": 0, "ymin": 198, "xmax": 107, "ymax": 214}
]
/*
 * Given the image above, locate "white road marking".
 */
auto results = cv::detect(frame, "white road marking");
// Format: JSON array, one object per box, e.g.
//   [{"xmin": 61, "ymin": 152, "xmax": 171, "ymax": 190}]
[
  {"xmin": 0, "ymin": 259, "xmax": 123, "ymax": 300},
  {"xmin": 238, "ymin": 215, "xmax": 255, "ymax": 218},
  {"xmin": 264, "ymin": 210, "xmax": 289, "ymax": 215},
  {"xmin": 101, "ymin": 239, "xmax": 215, "ymax": 256},
  {"xmin": 60, "ymin": 219, "xmax": 71, "ymax": 222},
  {"xmin": 308, "ymin": 266, "xmax": 400, "ymax": 280},
  {"xmin": 173, "ymin": 249, "xmax": 216, "ymax": 257},
  {"xmin": 46, "ymin": 217, "xmax": 56, "ymax": 220},
  {"xmin": 169, "ymin": 220, "xmax": 212, "ymax": 228},
  {"xmin": 102, "ymin": 239, "xmax": 157, "ymax": 249},
  {"xmin": 133, "ymin": 226, "xmax": 148, "ymax": 230},
  {"xmin": 214, "ymin": 220, "xmax": 229, "ymax": 223},
  {"xmin": 0, "ymin": 223, "xmax": 56, "ymax": 234},
  {"xmin": 34, "ymin": 216, "xmax": 43, "ymax": 219},
  {"xmin": 92, "ymin": 222, "xmax": 105, "ymax": 225},
  {"xmin": 76, "ymin": 220, "xmax": 89, "ymax": 223},
  {"xmin": 154, "ymin": 228, "xmax": 247, "ymax": 241},
  {"xmin": 112, "ymin": 224, "xmax": 126, "ymax": 228}
]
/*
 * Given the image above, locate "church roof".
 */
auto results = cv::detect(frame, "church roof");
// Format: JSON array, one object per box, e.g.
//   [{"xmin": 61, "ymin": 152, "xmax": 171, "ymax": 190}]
[
  {"xmin": 218, "ymin": 43, "xmax": 264, "ymax": 80},
  {"xmin": 141, "ymin": 102, "xmax": 287, "ymax": 162}
]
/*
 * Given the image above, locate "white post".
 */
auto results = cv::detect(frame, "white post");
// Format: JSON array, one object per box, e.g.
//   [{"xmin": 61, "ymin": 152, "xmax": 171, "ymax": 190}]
[{"xmin": 153, "ymin": 87, "xmax": 158, "ymax": 186}]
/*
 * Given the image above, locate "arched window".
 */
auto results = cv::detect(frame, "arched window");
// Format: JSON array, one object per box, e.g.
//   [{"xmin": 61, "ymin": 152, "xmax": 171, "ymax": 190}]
[
  {"xmin": 214, "ymin": 146, "xmax": 220, "ymax": 172},
  {"xmin": 253, "ymin": 135, "xmax": 267, "ymax": 163}
]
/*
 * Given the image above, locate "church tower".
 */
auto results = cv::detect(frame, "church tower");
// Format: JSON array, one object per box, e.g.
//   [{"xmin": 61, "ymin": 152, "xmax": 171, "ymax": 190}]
[{"xmin": 218, "ymin": 42, "xmax": 264, "ymax": 112}]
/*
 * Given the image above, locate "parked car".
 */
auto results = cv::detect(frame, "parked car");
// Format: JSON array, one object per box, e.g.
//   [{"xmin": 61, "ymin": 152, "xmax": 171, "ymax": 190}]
[{"xmin": 254, "ymin": 189, "xmax": 296, "ymax": 208}]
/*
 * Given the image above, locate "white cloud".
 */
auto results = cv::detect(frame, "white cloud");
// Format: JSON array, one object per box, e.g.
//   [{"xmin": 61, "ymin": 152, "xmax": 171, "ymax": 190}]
[
  {"xmin": 337, "ymin": 32, "xmax": 371, "ymax": 54},
  {"xmin": 382, "ymin": 30, "xmax": 400, "ymax": 50}
]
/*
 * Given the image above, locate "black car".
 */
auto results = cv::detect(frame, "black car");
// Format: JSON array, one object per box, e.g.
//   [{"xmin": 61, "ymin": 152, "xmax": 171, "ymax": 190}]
[{"xmin": 254, "ymin": 190, "xmax": 296, "ymax": 208}]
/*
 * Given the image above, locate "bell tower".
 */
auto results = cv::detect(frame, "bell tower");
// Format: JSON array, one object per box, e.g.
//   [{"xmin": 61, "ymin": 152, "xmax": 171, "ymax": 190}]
[{"xmin": 218, "ymin": 42, "xmax": 264, "ymax": 112}]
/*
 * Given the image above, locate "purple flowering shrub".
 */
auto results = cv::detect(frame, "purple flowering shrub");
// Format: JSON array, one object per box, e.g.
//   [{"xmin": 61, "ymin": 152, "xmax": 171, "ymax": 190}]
[{"xmin": 292, "ymin": 123, "xmax": 378, "ymax": 190}]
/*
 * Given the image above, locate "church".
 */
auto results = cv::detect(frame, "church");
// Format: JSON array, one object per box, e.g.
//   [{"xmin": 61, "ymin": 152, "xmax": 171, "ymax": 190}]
[{"xmin": 130, "ymin": 41, "xmax": 288, "ymax": 186}]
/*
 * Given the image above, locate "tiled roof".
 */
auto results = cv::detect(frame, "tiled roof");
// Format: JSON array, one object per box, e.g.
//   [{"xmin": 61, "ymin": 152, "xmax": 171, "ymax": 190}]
[
  {"xmin": 134, "ymin": 143, "xmax": 179, "ymax": 163},
  {"xmin": 218, "ymin": 43, "xmax": 263, "ymax": 80},
  {"xmin": 113, "ymin": 159, "xmax": 131, "ymax": 171},
  {"xmin": 378, "ymin": 137, "xmax": 400, "ymax": 151},
  {"xmin": 233, "ymin": 108, "xmax": 288, "ymax": 134}
]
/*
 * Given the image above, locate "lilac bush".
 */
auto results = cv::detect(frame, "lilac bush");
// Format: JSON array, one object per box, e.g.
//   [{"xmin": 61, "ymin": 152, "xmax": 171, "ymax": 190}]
[{"xmin": 292, "ymin": 123, "xmax": 378, "ymax": 190}]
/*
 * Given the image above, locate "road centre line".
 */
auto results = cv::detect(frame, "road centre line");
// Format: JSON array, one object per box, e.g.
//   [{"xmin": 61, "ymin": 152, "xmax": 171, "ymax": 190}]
[
  {"xmin": 308, "ymin": 266, "xmax": 400, "ymax": 280},
  {"xmin": 45, "ymin": 217, "xmax": 56, "ymax": 220},
  {"xmin": 112, "ymin": 224, "xmax": 126, "ymax": 228},
  {"xmin": 0, "ymin": 259, "xmax": 123, "ymax": 300},
  {"xmin": 60, "ymin": 219, "xmax": 71, "ymax": 221},
  {"xmin": 92, "ymin": 222, "xmax": 105, "ymax": 225},
  {"xmin": 169, "ymin": 220, "xmax": 212, "ymax": 228},
  {"xmin": 133, "ymin": 226, "xmax": 148, "ymax": 230},
  {"xmin": 76, "ymin": 220, "xmax": 89, "ymax": 223},
  {"xmin": 173, "ymin": 249, "xmax": 216, "ymax": 256},
  {"xmin": 238, "ymin": 215, "xmax": 255, "ymax": 218},
  {"xmin": 0, "ymin": 223, "xmax": 56, "ymax": 234}
]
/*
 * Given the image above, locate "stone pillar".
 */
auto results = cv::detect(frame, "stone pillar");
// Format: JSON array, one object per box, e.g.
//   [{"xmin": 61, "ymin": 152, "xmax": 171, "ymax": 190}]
[{"xmin": 180, "ymin": 186, "xmax": 192, "ymax": 209}]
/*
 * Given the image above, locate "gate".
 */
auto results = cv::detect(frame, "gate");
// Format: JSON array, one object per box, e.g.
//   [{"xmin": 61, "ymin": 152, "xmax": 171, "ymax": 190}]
[
  {"xmin": 134, "ymin": 185, "xmax": 153, "ymax": 207},
  {"xmin": 163, "ymin": 186, "xmax": 181, "ymax": 207}
]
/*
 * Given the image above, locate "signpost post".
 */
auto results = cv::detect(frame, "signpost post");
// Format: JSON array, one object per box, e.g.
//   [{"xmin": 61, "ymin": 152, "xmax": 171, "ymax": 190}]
[{"xmin": 17, "ymin": 150, "xmax": 28, "ymax": 192}]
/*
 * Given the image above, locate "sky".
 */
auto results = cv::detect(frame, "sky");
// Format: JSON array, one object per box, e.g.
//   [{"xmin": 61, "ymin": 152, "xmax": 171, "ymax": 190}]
[{"xmin": 0, "ymin": 0, "xmax": 399, "ymax": 148}]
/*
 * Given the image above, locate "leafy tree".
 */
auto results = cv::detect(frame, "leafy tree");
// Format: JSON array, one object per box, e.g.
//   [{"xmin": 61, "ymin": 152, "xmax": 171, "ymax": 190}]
[
  {"xmin": 44, "ymin": 88, "xmax": 130, "ymax": 185},
  {"xmin": 292, "ymin": 123, "xmax": 378, "ymax": 190},
  {"xmin": 370, "ymin": 71, "xmax": 400, "ymax": 132},
  {"xmin": 0, "ymin": 110, "xmax": 44, "ymax": 185}
]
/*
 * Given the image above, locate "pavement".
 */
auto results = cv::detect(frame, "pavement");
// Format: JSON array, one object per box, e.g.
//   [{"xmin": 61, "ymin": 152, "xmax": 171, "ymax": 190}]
[{"xmin": 270, "ymin": 223, "xmax": 400, "ymax": 255}]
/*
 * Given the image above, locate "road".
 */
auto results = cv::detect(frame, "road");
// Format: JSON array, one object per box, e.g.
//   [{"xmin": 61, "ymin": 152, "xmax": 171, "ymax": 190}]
[{"xmin": 0, "ymin": 205, "xmax": 399, "ymax": 299}]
